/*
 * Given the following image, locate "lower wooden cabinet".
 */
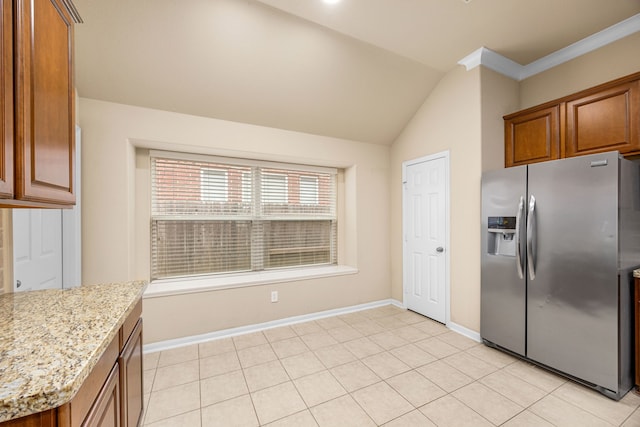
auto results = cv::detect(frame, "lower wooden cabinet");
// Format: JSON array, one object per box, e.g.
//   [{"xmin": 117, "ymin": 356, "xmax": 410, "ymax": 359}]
[
  {"xmin": 635, "ymin": 277, "xmax": 640, "ymax": 390},
  {"xmin": 82, "ymin": 365, "xmax": 120, "ymax": 427},
  {"xmin": 1, "ymin": 412, "xmax": 55, "ymax": 427},
  {"xmin": 119, "ymin": 319, "xmax": 143, "ymax": 427},
  {"xmin": 1, "ymin": 301, "xmax": 143, "ymax": 427}
]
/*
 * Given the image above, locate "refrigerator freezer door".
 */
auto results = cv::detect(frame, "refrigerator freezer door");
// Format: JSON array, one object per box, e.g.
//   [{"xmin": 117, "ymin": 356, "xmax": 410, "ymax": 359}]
[
  {"xmin": 481, "ymin": 165, "xmax": 527, "ymax": 356},
  {"xmin": 527, "ymin": 152, "xmax": 619, "ymax": 391}
]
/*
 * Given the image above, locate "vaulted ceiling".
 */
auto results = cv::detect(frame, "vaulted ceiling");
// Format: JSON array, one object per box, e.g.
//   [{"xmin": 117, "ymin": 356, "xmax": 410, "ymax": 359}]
[{"xmin": 73, "ymin": 0, "xmax": 640, "ymax": 145}]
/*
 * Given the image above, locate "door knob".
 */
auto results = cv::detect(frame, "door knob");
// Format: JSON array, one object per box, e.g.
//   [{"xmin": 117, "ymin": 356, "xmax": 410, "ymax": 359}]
[
  {"xmin": 16, "ymin": 280, "xmax": 21, "ymax": 288},
  {"xmin": 436, "ymin": 247, "xmax": 444, "ymax": 253}
]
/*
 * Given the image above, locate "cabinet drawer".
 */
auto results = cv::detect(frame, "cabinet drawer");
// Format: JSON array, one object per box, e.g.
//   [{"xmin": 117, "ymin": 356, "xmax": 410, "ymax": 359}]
[{"xmin": 119, "ymin": 301, "xmax": 142, "ymax": 352}]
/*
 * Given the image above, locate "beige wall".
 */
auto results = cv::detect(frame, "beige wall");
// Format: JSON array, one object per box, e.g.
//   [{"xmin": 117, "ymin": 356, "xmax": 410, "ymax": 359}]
[
  {"xmin": 481, "ymin": 69, "xmax": 520, "ymax": 172},
  {"xmin": 389, "ymin": 33, "xmax": 640, "ymax": 335},
  {"xmin": 80, "ymin": 32, "xmax": 640, "ymax": 343},
  {"xmin": 79, "ymin": 98, "xmax": 391, "ymax": 344},
  {"xmin": 390, "ymin": 66, "xmax": 487, "ymax": 331},
  {"xmin": 520, "ymin": 32, "xmax": 640, "ymax": 109}
]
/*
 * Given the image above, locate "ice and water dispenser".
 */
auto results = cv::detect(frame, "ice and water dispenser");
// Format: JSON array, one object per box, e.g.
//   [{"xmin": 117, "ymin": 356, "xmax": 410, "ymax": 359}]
[{"xmin": 487, "ymin": 216, "xmax": 517, "ymax": 256}]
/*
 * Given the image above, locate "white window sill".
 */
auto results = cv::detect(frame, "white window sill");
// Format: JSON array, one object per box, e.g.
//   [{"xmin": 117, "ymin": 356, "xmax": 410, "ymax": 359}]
[{"xmin": 143, "ymin": 265, "xmax": 359, "ymax": 299}]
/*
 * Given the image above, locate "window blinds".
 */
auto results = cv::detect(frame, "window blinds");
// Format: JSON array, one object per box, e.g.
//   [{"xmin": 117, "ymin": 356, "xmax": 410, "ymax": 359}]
[{"xmin": 150, "ymin": 153, "xmax": 337, "ymax": 280}]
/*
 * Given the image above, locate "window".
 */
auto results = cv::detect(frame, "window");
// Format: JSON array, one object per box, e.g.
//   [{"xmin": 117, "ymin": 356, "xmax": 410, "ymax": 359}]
[
  {"xmin": 150, "ymin": 152, "xmax": 337, "ymax": 280},
  {"xmin": 262, "ymin": 172, "xmax": 288, "ymax": 204},
  {"xmin": 200, "ymin": 169, "xmax": 228, "ymax": 202},
  {"xmin": 241, "ymin": 172, "xmax": 251, "ymax": 203},
  {"xmin": 300, "ymin": 175, "xmax": 319, "ymax": 205}
]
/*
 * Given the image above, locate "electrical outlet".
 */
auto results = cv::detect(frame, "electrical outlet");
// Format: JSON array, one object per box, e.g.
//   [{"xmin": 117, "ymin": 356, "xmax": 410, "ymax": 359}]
[{"xmin": 271, "ymin": 291, "xmax": 278, "ymax": 303}]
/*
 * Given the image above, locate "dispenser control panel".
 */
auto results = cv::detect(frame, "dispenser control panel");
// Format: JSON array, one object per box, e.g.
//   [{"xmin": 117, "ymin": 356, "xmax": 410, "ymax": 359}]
[
  {"xmin": 487, "ymin": 216, "xmax": 516, "ymax": 256},
  {"xmin": 488, "ymin": 216, "xmax": 516, "ymax": 230}
]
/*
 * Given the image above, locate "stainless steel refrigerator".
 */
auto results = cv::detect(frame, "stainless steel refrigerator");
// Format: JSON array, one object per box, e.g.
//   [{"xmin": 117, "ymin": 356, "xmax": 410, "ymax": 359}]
[{"xmin": 481, "ymin": 151, "xmax": 640, "ymax": 400}]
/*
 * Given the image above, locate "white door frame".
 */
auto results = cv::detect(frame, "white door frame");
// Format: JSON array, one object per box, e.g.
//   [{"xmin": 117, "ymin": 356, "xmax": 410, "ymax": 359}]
[
  {"xmin": 62, "ymin": 125, "xmax": 82, "ymax": 288},
  {"xmin": 402, "ymin": 150, "xmax": 451, "ymax": 325}
]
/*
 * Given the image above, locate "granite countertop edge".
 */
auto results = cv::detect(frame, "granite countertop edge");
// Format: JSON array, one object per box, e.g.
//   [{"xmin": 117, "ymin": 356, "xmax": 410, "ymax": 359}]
[{"xmin": 0, "ymin": 281, "xmax": 147, "ymax": 423}]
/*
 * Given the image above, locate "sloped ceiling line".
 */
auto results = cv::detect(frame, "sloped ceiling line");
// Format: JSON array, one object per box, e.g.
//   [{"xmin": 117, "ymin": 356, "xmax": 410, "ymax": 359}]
[
  {"xmin": 459, "ymin": 13, "xmax": 640, "ymax": 81},
  {"xmin": 74, "ymin": 0, "xmax": 640, "ymax": 145}
]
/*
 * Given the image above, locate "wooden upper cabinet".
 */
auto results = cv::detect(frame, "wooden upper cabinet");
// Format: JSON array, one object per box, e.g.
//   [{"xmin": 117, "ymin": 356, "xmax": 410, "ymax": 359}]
[
  {"xmin": 504, "ymin": 105, "xmax": 560, "ymax": 167},
  {"xmin": 504, "ymin": 71, "xmax": 640, "ymax": 167},
  {"xmin": 565, "ymin": 80, "xmax": 639, "ymax": 158},
  {"xmin": 0, "ymin": 0, "xmax": 13, "ymax": 198},
  {"xmin": 13, "ymin": 0, "xmax": 76, "ymax": 205}
]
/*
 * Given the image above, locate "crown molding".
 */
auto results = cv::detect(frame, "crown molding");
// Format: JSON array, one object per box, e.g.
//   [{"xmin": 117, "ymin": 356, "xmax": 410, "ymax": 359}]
[
  {"xmin": 458, "ymin": 12, "xmax": 640, "ymax": 81},
  {"xmin": 457, "ymin": 47, "xmax": 523, "ymax": 80}
]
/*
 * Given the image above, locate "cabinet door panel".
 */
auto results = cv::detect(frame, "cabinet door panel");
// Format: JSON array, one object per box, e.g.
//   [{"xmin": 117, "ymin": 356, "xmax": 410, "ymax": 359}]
[
  {"xmin": 83, "ymin": 364, "xmax": 120, "ymax": 427},
  {"xmin": 14, "ymin": 0, "xmax": 75, "ymax": 204},
  {"xmin": 119, "ymin": 319, "xmax": 143, "ymax": 427},
  {"xmin": 0, "ymin": 0, "xmax": 12, "ymax": 198},
  {"xmin": 636, "ymin": 278, "xmax": 640, "ymax": 388},
  {"xmin": 566, "ymin": 81, "xmax": 639, "ymax": 157},
  {"xmin": 504, "ymin": 105, "xmax": 560, "ymax": 167}
]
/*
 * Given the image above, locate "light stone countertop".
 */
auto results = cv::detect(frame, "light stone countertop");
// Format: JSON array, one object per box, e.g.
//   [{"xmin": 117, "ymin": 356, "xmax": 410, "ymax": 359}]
[
  {"xmin": 634, "ymin": 269, "xmax": 640, "ymax": 278},
  {"xmin": 0, "ymin": 281, "xmax": 147, "ymax": 423}
]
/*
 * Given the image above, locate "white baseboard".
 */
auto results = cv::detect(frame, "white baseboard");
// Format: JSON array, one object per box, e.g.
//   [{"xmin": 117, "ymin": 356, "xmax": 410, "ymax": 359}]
[
  {"xmin": 448, "ymin": 321, "xmax": 482, "ymax": 343},
  {"xmin": 143, "ymin": 298, "xmax": 479, "ymax": 353},
  {"xmin": 390, "ymin": 299, "xmax": 405, "ymax": 309},
  {"xmin": 145, "ymin": 299, "xmax": 399, "ymax": 353}
]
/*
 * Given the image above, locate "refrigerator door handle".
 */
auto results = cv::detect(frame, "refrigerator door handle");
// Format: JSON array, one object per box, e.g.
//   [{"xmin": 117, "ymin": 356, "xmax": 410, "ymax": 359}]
[
  {"xmin": 515, "ymin": 196, "xmax": 525, "ymax": 279},
  {"xmin": 527, "ymin": 195, "xmax": 536, "ymax": 280}
]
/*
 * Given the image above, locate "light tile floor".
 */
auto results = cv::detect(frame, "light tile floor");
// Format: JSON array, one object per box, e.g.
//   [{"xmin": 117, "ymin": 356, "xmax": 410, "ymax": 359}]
[{"xmin": 141, "ymin": 305, "xmax": 640, "ymax": 426}]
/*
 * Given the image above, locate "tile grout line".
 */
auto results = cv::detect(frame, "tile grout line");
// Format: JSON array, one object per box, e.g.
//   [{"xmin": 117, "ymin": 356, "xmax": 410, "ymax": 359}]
[
  {"xmin": 233, "ymin": 332, "xmax": 262, "ymax": 426},
  {"xmin": 143, "ymin": 306, "xmax": 640, "ymax": 426}
]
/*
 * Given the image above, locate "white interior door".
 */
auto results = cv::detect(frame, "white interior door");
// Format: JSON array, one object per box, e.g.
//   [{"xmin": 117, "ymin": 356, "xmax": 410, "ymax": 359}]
[
  {"xmin": 12, "ymin": 126, "xmax": 81, "ymax": 292},
  {"xmin": 403, "ymin": 152, "xmax": 449, "ymax": 323},
  {"xmin": 13, "ymin": 209, "xmax": 63, "ymax": 292}
]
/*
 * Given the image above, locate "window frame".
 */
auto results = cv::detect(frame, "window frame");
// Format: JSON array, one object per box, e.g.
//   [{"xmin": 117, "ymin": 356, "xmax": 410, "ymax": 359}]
[{"xmin": 149, "ymin": 150, "xmax": 338, "ymax": 281}]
